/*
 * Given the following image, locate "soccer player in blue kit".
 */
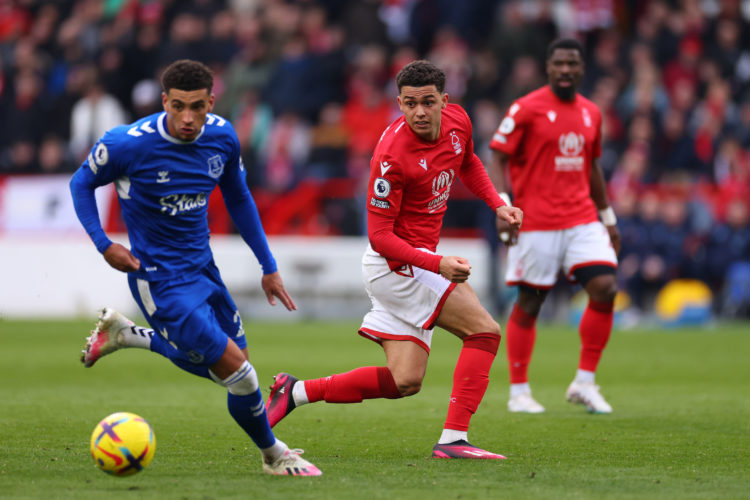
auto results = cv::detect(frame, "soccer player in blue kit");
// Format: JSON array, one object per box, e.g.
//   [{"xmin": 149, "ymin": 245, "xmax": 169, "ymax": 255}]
[{"xmin": 69, "ymin": 59, "xmax": 321, "ymax": 476}]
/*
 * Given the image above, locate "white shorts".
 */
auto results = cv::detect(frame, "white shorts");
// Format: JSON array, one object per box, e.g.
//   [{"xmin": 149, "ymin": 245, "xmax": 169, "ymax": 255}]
[
  {"xmin": 359, "ymin": 244, "xmax": 455, "ymax": 353},
  {"xmin": 505, "ymin": 221, "xmax": 618, "ymax": 289}
]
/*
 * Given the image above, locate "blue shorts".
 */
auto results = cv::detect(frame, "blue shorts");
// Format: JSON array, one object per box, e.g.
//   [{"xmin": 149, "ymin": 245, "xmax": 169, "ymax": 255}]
[{"xmin": 127, "ymin": 261, "xmax": 246, "ymax": 375}]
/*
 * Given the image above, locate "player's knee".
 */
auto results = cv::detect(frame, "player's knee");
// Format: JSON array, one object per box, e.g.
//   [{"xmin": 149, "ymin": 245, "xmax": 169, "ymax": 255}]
[
  {"xmin": 394, "ymin": 375, "xmax": 423, "ymax": 397},
  {"xmin": 211, "ymin": 360, "xmax": 259, "ymax": 396},
  {"xmin": 486, "ymin": 319, "xmax": 501, "ymax": 336},
  {"xmin": 467, "ymin": 317, "xmax": 501, "ymax": 338},
  {"xmin": 589, "ymin": 276, "xmax": 618, "ymax": 303}
]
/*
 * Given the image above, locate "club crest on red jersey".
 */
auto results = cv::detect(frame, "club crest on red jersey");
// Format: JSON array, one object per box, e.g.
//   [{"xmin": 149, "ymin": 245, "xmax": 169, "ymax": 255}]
[
  {"xmin": 449, "ymin": 130, "xmax": 462, "ymax": 155},
  {"xmin": 555, "ymin": 132, "xmax": 585, "ymax": 171}
]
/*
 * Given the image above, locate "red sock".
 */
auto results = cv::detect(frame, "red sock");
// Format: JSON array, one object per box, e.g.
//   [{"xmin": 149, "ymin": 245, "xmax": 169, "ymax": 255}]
[
  {"xmin": 506, "ymin": 304, "xmax": 537, "ymax": 384},
  {"xmin": 303, "ymin": 366, "xmax": 401, "ymax": 403},
  {"xmin": 578, "ymin": 299, "xmax": 614, "ymax": 372},
  {"xmin": 444, "ymin": 332, "xmax": 500, "ymax": 432}
]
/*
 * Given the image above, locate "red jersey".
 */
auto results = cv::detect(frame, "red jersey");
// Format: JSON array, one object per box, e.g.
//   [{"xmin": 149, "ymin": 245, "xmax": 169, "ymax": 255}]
[
  {"xmin": 489, "ymin": 86, "xmax": 602, "ymax": 231},
  {"xmin": 367, "ymin": 103, "xmax": 503, "ymax": 273}
]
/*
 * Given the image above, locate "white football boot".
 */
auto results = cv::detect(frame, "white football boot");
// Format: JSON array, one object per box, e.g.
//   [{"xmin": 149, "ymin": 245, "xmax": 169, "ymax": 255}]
[
  {"xmin": 81, "ymin": 308, "xmax": 135, "ymax": 367},
  {"xmin": 262, "ymin": 448, "xmax": 322, "ymax": 476},
  {"xmin": 566, "ymin": 381, "xmax": 613, "ymax": 414},
  {"xmin": 508, "ymin": 391, "xmax": 546, "ymax": 413}
]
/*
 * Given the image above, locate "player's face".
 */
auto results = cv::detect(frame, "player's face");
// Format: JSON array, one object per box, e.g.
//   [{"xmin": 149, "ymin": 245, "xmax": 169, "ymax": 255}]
[
  {"xmin": 398, "ymin": 85, "xmax": 448, "ymax": 142},
  {"xmin": 162, "ymin": 88, "xmax": 215, "ymax": 141},
  {"xmin": 546, "ymin": 48, "xmax": 583, "ymax": 101}
]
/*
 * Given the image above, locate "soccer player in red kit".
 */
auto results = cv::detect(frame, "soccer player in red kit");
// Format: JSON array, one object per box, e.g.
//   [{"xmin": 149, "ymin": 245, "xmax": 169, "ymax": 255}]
[
  {"xmin": 267, "ymin": 60, "xmax": 523, "ymax": 458},
  {"xmin": 489, "ymin": 38, "xmax": 621, "ymax": 414}
]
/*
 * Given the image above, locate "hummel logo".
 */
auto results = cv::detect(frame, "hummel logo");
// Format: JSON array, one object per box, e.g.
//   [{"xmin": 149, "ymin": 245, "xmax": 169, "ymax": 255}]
[
  {"xmin": 418, "ymin": 158, "xmax": 427, "ymax": 170},
  {"xmin": 547, "ymin": 111, "xmax": 557, "ymax": 123},
  {"xmin": 157, "ymin": 171, "xmax": 170, "ymax": 183},
  {"xmin": 380, "ymin": 161, "xmax": 391, "ymax": 176}
]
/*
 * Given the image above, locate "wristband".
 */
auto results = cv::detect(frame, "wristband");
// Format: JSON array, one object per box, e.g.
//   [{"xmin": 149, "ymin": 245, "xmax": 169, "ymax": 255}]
[
  {"xmin": 599, "ymin": 206, "xmax": 617, "ymax": 226},
  {"xmin": 498, "ymin": 192, "xmax": 512, "ymax": 207}
]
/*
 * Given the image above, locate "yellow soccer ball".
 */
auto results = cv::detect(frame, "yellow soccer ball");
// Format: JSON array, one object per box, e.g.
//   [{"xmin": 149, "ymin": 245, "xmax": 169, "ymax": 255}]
[{"xmin": 90, "ymin": 412, "xmax": 156, "ymax": 476}]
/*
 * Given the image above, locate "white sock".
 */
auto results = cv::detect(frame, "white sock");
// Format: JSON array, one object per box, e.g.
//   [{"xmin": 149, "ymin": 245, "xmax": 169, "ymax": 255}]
[
  {"xmin": 292, "ymin": 380, "xmax": 309, "ymax": 406},
  {"xmin": 261, "ymin": 438, "xmax": 287, "ymax": 463},
  {"xmin": 574, "ymin": 369, "xmax": 595, "ymax": 384},
  {"xmin": 510, "ymin": 382, "xmax": 532, "ymax": 398},
  {"xmin": 438, "ymin": 428, "xmax": 467, "ymax": 444},
  {"xmin": 118, "ymin": 325, "xmax": 153, "ymax": 349}
]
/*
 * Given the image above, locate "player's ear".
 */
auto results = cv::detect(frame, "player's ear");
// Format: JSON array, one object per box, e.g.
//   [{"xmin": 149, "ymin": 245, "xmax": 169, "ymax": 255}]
[
  {"xmin": 441, "ymin": 93, "xmax": 449, "ymax": 108},
  {"xmin": 161, "ymin": 91, "xmax": 168, "ymax": 111},
  {"xmin": 208, "ymin": 94, "xmax": 215, "ymax": 112}
]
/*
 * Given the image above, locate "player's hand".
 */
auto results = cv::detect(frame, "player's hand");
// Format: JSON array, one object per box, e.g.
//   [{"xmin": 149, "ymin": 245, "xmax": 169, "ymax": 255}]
[
  {"xmin": 103, "ymin": 243, "xmax": 141, "ymax": 273},
  {"xmin": 261, "ymin": 271, "xmax": 297, "ymax": 311},
  {"xmin": 606, "ymin": 224, "xmax": 621, "ymax": 256},
  {"xmin": 439, "ymin": 256, "xmax": 471, "ymax": 283},
  {"xmin": 495, "ymin": 205, "xmax": 523, "ymax": 245},
  {"xmin": 496, "ymin": 205, "xmax": 523, "ymax": 228}
]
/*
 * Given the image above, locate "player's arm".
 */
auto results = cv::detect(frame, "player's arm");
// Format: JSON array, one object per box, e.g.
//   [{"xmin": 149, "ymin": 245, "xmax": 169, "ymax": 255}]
[
  {"xmin": 488, "ymin": 102, "xmax": 527, "ymax": 244},
  {"xmin": 368, "ymin": 210, "xmax": 471, "ymax": 282},
  {"xmin": 459, "ymin": 151, "xmax": 522, "ymax": 229},
  {"xmin": 590, "ymin": 158, "xmax": 621, "ymax": 255},
  {"xmin": 220, "ymin": 156, "xmax": 296, "ymax": 311},
  {"xmin": 69, "ymin": 135, "xmax": 141, "ymax": 273}
]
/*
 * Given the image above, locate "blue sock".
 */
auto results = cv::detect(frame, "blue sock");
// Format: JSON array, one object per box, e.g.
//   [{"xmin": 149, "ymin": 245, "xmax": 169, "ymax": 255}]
[{"xmin": 227, "ymin": 389, "xmax": 276, "ymax": 449}]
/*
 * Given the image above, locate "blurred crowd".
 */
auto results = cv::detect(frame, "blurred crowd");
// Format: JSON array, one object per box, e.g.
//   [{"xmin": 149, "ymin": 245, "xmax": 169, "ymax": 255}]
[{"xmin": 1, "ymin": 0, "xmax": 749, "ymax": 315}]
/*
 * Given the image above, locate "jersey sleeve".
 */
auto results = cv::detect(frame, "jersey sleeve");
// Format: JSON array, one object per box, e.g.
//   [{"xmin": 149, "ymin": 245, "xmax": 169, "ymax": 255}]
[
  {"xmin": 219, "ymin": 131, "xmax": 277, "ymax": 274},
  {"xmin": 459, "ymin": 152, "xmax": 505, "ymax": 210},
  {"xmin": 488, "ymin": 101, "xmax": 528, "ymax": 156},
  {"xmin": 69, "ymin": 127, "xmax": 130, "ymax": 253}
]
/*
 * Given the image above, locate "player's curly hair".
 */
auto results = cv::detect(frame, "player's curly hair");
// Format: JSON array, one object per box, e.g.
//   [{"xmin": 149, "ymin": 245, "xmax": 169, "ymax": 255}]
[
  {"xmin": 161, "ymin": 59, "xmax": 213, "ymax": 94},
  {"xmin": 396, "ymin": 60, "xmax": 446, "ymax": 93}
]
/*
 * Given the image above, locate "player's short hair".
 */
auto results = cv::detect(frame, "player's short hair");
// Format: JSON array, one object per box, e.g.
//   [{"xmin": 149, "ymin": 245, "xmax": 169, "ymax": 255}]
[
  {"xmin": 546, "ymin": 38, "xmax": 585, "ymax": 60},
  {"xmin": 161, "ymin": 59, "xmax": 213, "ymax": 94},
  {"xmin": 396, "ymin": 60, "xmax": 446, "ymax": 93}
]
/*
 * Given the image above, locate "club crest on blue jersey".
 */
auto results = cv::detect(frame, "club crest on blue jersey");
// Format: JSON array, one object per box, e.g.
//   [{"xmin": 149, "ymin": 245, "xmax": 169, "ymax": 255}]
[{"xmin": 207, "ymin": 154, "xmax": 224, "ymax": 178}]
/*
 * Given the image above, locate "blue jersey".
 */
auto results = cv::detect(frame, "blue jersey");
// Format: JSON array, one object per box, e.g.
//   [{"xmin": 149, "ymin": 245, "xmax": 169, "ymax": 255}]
[{"xmin": 70, "ymin": 111, "xmax": 276, "ymax": 281}]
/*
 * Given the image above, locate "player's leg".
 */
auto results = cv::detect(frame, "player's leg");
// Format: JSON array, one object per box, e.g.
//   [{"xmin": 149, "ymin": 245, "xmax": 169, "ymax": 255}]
[
  {"xmin": 431, "ymin": 282, "xmax": 505, "ymax": 459},
  {"xmin": 506, "ymin": 286, "xmax": 548, "ymax": 413},
  {"xmin": 209, "ymin": 337, "xmax": 321, "ymax": 476},
  {"xmin": 503, "ymin": 230, "xmax": 563, "ymax": 413},
  {"xmin": 81, "ymin": 307, "xmax": 155, "ymax": 367},
  {"xmin": 82, "ymin": 275, "xmax": 204, "ymax": 369},
  {"xmin": 267, "ymin": 251, "xmax": 444, "ymax": 428},
  {"xmin": 202, "ymin": 264, "xmax": 321, "ymax": 475},
  {"xmin": 563, "ymin": 222, "xmax": 619, "ymax": 413},
  {"xmin": 266, "ymin": 363, "xmax": 403, "ymax": 428},
  {"xmin": 566, "ymin": 267, "xmax": 617, "ymax": 413}
]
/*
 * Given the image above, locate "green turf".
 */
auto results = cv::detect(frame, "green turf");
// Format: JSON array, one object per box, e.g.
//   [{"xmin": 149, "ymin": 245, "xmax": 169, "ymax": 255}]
[{"xmin": 1, "ymin": 317, "xmax": 749, "ymax": 499}]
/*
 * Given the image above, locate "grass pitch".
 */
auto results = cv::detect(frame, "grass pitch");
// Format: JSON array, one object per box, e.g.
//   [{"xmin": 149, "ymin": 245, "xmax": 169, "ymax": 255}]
[{"xmin": 1, "ymin": 317, "xmax": 749, "ymax": 499}]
